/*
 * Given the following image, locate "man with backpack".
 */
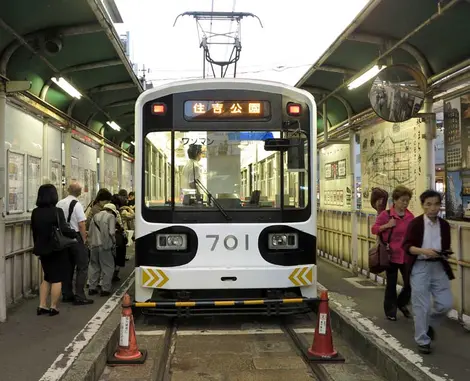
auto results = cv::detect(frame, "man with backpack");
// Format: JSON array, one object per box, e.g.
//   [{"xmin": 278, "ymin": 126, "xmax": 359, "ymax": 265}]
[{"xmin": 56, "ymin": 182, "xmax": 94, "ymax": 305}]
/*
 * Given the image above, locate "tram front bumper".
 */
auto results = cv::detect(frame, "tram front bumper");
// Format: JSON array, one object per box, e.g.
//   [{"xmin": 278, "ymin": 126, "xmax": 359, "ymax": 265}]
[
  {"xmin": 134, "ymin": 265, "xmax": 319, "ymax": 315},
  {"xmin": 137, "ymin": 264, "xmax": 317, "ymax": 291}
]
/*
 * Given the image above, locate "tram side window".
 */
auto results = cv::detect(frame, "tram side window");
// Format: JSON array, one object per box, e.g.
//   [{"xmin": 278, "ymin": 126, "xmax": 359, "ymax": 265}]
[
  {"xmin": 282, "ymin": 139, "xmax": 309, "ymax": 208},
  {"xmin": 144, "ymin": 132, "xmax": 172, "ymax": 208}
]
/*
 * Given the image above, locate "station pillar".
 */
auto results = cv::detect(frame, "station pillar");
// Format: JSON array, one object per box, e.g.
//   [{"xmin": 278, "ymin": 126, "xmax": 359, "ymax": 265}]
[
  {"xmin": 349, "ymin": 130, "xmax": 359, "ymax": 275},
  {"xmin": 422, "ymin": 95, "xmax": 436, "ymax": 190},
  {"xmin": 99, "ymin": 132, "xmax": 105, "ymax": 189},
  {"xmin": 0, "ymin": 82, "xmax": 7, "ymax": 322},
  {"xmin": 63, "ymin": 127, "xmax": 72, "ymax": 190}
]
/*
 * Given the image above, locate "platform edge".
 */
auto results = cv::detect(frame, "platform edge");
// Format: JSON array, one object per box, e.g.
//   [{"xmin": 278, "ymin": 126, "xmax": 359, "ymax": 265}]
[{"xmin": 318, "ymin": 283, "xmax": 445, "ymax": 381}]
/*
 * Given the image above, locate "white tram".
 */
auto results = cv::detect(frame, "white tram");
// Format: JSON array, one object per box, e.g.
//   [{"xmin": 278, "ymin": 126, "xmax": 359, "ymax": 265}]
[{"xmin": 134, "ymin": 79, "xmax": 318, "ymax": 315}]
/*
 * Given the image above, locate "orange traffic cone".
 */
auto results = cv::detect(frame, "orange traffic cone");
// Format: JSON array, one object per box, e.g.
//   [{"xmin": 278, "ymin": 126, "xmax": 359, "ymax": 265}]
[
  {"xmin": 107, "ymin": 293, "xmax": 147, "ymax": 365},
  {"xmin": 307, "ymin": 290, "xmax": 344, "ymax": 362}
]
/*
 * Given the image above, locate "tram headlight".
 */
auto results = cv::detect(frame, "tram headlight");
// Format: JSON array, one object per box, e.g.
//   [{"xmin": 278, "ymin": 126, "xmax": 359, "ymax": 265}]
[
  {"xmin": 268, "ymin": 233, "xmax": 298, "ymax": 250},
  {"xmin": 156, "ymin": 234, "xmax": 187, "ymax": 251}
]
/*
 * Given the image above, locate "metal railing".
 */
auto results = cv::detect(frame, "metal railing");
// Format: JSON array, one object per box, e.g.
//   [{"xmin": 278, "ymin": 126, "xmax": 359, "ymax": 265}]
[
  {"xmin": 317, "ymin": 209, "xmax": 470, "ymax": 321},
  {"xmin": 3, "ymin": 217, "xmax": 40, "ymax": 307}
]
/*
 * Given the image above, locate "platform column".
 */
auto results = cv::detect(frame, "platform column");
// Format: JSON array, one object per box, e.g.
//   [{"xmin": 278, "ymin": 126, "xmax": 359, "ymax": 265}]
[
  {"xmin": 99, "ymin": 133, "xmax": 105, "ymax": 189},
  {"xmin": 349, "ymin": 129, "xmax": 358, "ymax": 274},
  {"xmin": 0, "ymin": 82, "xmax": 6, "ymax": 322},
  {"xmin": 422, "ymin": 95, "xmax": 436, "ymax": 190},
  {"xmin": 63, "ymin": 127, "xmax": 72, "ymax": 192}
]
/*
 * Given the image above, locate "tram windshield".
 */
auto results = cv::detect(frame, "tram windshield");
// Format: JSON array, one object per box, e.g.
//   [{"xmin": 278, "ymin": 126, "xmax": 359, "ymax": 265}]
[{"xmin": 143, "ymin": 130, "xmax": 309, "ymax": 211}]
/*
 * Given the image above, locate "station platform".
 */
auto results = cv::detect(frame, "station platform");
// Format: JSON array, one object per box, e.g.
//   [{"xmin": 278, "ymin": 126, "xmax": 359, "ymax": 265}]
[
  {"xmin": 0, "ymin": 248, "xmax": 135, "ymax": 381},
  {"xmin": 317, "ymin": 255, "xmax": 470, "ymax": 381}
]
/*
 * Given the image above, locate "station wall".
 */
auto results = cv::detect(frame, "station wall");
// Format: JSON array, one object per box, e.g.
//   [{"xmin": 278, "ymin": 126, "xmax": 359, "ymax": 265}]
[{"xmin": 2, "ymin": 99, "xmax": 134, "ymax": 312}]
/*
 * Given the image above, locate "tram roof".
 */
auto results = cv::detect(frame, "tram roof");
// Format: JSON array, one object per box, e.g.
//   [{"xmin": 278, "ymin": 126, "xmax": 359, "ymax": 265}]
[
  {"xmin": 296, "ymin": 0, "xmax": 470, "ymax": 137},
  {"xmin": 0, "ymin": 0, "xmax": 143, "ymax": 152}
]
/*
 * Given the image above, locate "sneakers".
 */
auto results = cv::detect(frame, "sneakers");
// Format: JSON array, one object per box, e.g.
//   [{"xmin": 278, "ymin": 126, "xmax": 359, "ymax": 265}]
[{"xmin": 418, "ymin": 344, "xmax": 431, "ymax": 354}]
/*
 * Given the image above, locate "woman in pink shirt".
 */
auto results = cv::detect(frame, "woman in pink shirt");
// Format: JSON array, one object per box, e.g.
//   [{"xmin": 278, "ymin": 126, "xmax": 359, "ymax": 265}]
[{"xmin": 372, "ymin": 186, "xmax": 415, "ymax": 321}]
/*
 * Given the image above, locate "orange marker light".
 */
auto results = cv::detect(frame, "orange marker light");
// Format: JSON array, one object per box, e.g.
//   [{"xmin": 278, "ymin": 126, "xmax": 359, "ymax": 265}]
[
  {"xmin": 152, "ymin": 103, "xmax": 166, "ymax": 115},
  {"xmin": 287, "ymin": 103, "xmax": 301, "ymax": 116}
]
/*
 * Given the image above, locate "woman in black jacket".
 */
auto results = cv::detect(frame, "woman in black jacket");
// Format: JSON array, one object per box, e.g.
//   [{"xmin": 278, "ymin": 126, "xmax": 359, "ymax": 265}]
[{"xmin": 31, "ymin": 184, "xmax": 76, "ymax": 316}]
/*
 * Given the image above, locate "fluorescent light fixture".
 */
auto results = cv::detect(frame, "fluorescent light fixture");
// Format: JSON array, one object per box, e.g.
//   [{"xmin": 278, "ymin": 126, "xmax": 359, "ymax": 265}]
[
  {"xmin": 348, "ymin": 65, "xmax": 386, "ymax": 90},
  {"xmin": 51, "ymin": 77, "xmax": 82, "ymax": 99},
  {"xmin": 106, "ymin": 121, "xmax": 121, "ymax": 131}
]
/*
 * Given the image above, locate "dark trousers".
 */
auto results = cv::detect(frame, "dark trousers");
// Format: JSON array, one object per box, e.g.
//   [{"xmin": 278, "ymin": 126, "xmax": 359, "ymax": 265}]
[
  {"xmin": 62, "ymin": 236, "xmax": 89, "ymax": 300},
  {"xmin": 384, "ymin": 262, "xmax": 411, "ymax": 317}
]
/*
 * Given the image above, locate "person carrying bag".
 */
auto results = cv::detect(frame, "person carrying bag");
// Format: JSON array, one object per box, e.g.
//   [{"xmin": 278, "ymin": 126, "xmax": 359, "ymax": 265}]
[{"xmin": 371, "ymin": 186, "xmax": 415, "ymax": 321}]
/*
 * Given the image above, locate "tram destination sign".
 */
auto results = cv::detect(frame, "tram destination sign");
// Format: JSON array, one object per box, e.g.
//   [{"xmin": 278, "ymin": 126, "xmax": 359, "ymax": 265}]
[{"xmin": 184, "ymin": 100, "xmax": 271, "ymax": 121}]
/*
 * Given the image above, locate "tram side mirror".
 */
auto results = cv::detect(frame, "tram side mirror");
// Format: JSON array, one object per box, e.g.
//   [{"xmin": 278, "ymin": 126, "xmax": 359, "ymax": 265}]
[
  {"xmin": 264, "ymin": 138, "xmax": 291, "ymax": 152},
  {"xmin": 368, "ymin": 64, "xmax": 427, "ymax": 123}
]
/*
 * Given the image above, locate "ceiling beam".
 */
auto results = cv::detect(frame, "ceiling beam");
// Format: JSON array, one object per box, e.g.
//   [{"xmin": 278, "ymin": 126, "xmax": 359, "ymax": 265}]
[
  {"xmin": 61, "ymin": 59, "xmax": 122, "ymax": 74},
  {"xmin": 106, "ymin": 99, "xmax": 136, "ymax": 108},
  {"xmin": 301, "ymin": 85, "xmax": 353, "ymax": 119},
  {"xmin": 347, "ymin": 32, "xmax": 432, "ymax": 78},
  {"xmin": 89, "ymin": 81, "xmax": 136, "ymax": 93},
  {"xmin": 316, "ymin": 65, "xmax": 355, "ymax": 75}
]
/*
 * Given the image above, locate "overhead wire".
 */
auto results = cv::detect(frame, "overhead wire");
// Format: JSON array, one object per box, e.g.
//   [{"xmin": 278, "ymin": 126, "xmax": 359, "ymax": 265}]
[{"xmin": 146, "ymin": 63, "xmax": 313, "ymax": 82}]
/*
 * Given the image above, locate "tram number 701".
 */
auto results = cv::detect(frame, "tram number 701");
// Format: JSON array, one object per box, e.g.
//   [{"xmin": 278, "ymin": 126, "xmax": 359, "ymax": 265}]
[{"xmin": 206, "ymin": 234, "xmax": 249, "ymax": 251}]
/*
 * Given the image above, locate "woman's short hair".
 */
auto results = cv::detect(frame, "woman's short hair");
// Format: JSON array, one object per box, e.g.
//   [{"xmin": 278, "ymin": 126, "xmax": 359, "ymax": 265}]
[
  {"xmin": 392, "ymin": 185, "xmax": 413, "ymax": 201},
  {"xmin": 36, "ymin": 184, "xmax": 59, "ymax": 207},
  {"xmin": 111, "ymin": 194, "xmax": 125, "ymax": 208},
  {"xmin": 93, "ymin": 188, "xmax": 112, "ymax": 205}
]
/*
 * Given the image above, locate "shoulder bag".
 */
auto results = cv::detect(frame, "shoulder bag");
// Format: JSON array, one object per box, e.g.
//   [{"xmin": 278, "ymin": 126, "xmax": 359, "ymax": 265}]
[
  {"xmin": 51, "ymin": 209, "xmax": 78, "ymax": 252},
  {"xmin": 369, "ymin": 211, "xmax": 394, "ymax": 274}
]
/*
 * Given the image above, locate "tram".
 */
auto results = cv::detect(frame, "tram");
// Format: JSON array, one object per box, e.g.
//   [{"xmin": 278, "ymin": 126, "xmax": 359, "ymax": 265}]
[{"xmin": 134, "ymin": 79, "xmax": 318, "ymax": 315}]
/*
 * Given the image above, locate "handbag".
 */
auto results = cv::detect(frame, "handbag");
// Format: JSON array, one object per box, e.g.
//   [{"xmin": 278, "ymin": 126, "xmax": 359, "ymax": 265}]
[
  {"xmin": 369, "ymin": 212, "xmax": 394, "ymax": 274},
  {"xmin": 51, "ymin": 210, "xmax": 78, "ymax": 251}
]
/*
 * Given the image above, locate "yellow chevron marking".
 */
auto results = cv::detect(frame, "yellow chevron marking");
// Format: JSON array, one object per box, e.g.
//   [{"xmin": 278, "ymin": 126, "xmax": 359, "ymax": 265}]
[
  {"xmin": 147, "ymin": 269, "xmax": 160, "ymax": 287},
  {"xmin": 288, "ymin": 267, "xmax": 301, "ymax": 286},
  {"xmin": 141, "ymin": 268, "xmax": 169, "ymax": 288},
  {"xmin": 156, "ymin": 269, "xmax": 169, "ymax": 287},
  {"xmin": 288, "ymin": 266, "xmax": 313, "ymax": 286},
  {"xmin": 142, "ymin": 269, "xmax": 151, "ymax": 286},
  {"xmin": 297, "ymin": 267, "xmax": 308, "ymax": 286},
  {"xmin": 306, "ymin": 268, "xmax": 313, "ymax": 283}
]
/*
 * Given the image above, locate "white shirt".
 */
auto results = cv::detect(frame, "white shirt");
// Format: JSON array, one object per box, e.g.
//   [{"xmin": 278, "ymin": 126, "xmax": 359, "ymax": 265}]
[
  {"xmin": 418, "ymin": 214, "xmax": 441, "ymax": 260},
  {"xmin": 56, "ymin": 195, "xmax": 86, "ymax": 232},
  {"xmin": 181, "ymin": 159, "xmax": 202, "ymax": 191}
]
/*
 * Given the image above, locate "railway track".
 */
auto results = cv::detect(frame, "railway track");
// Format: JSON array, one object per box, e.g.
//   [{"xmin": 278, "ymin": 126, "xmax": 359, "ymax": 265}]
[{"xmin": 150, "ymin": 315, "xmax": 335, "ymax": 381}]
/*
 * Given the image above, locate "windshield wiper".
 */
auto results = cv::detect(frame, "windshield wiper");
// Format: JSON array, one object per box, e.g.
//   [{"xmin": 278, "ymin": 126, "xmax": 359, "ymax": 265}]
[{"xmin": 194, "ymin": 178, "xmax": 232, "ymax": 221}]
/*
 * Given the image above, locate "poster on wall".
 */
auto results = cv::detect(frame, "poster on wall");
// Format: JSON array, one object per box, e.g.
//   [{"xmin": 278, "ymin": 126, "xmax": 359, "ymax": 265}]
[
  {"xmin": 50, "ymin": 160, "xmax": 61, "ymax": 190},
  {"xmin": 360, "ymin": 118, "xmax": 425, "ymax": 215},
  {"xmin": 445, "ymin": 92, "xmax": 470, "ymax": 220},
  {"xmin": 71, "ymin": 156, "xmax": 79, "ymax": 181},
  {"xmin": 319, "ymin": 144, "xmax": 352, "ymax": 211},
  {"xmin": 7, "ymin": 151, "xmax": 25, "ymax": 214},
  {"xmin": 27, "ymin": 155, "xmax": 41, "ymax": 211}
]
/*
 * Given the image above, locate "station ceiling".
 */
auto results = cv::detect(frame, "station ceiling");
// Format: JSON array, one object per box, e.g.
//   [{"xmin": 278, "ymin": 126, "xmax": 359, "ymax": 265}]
[
  {"xmin": 297, "ymin": 0, "xmax": 470, "ymax": 135},
  {"xmin": 0, "ymin": 0, "xmax": 142, "ymax": 152}
]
